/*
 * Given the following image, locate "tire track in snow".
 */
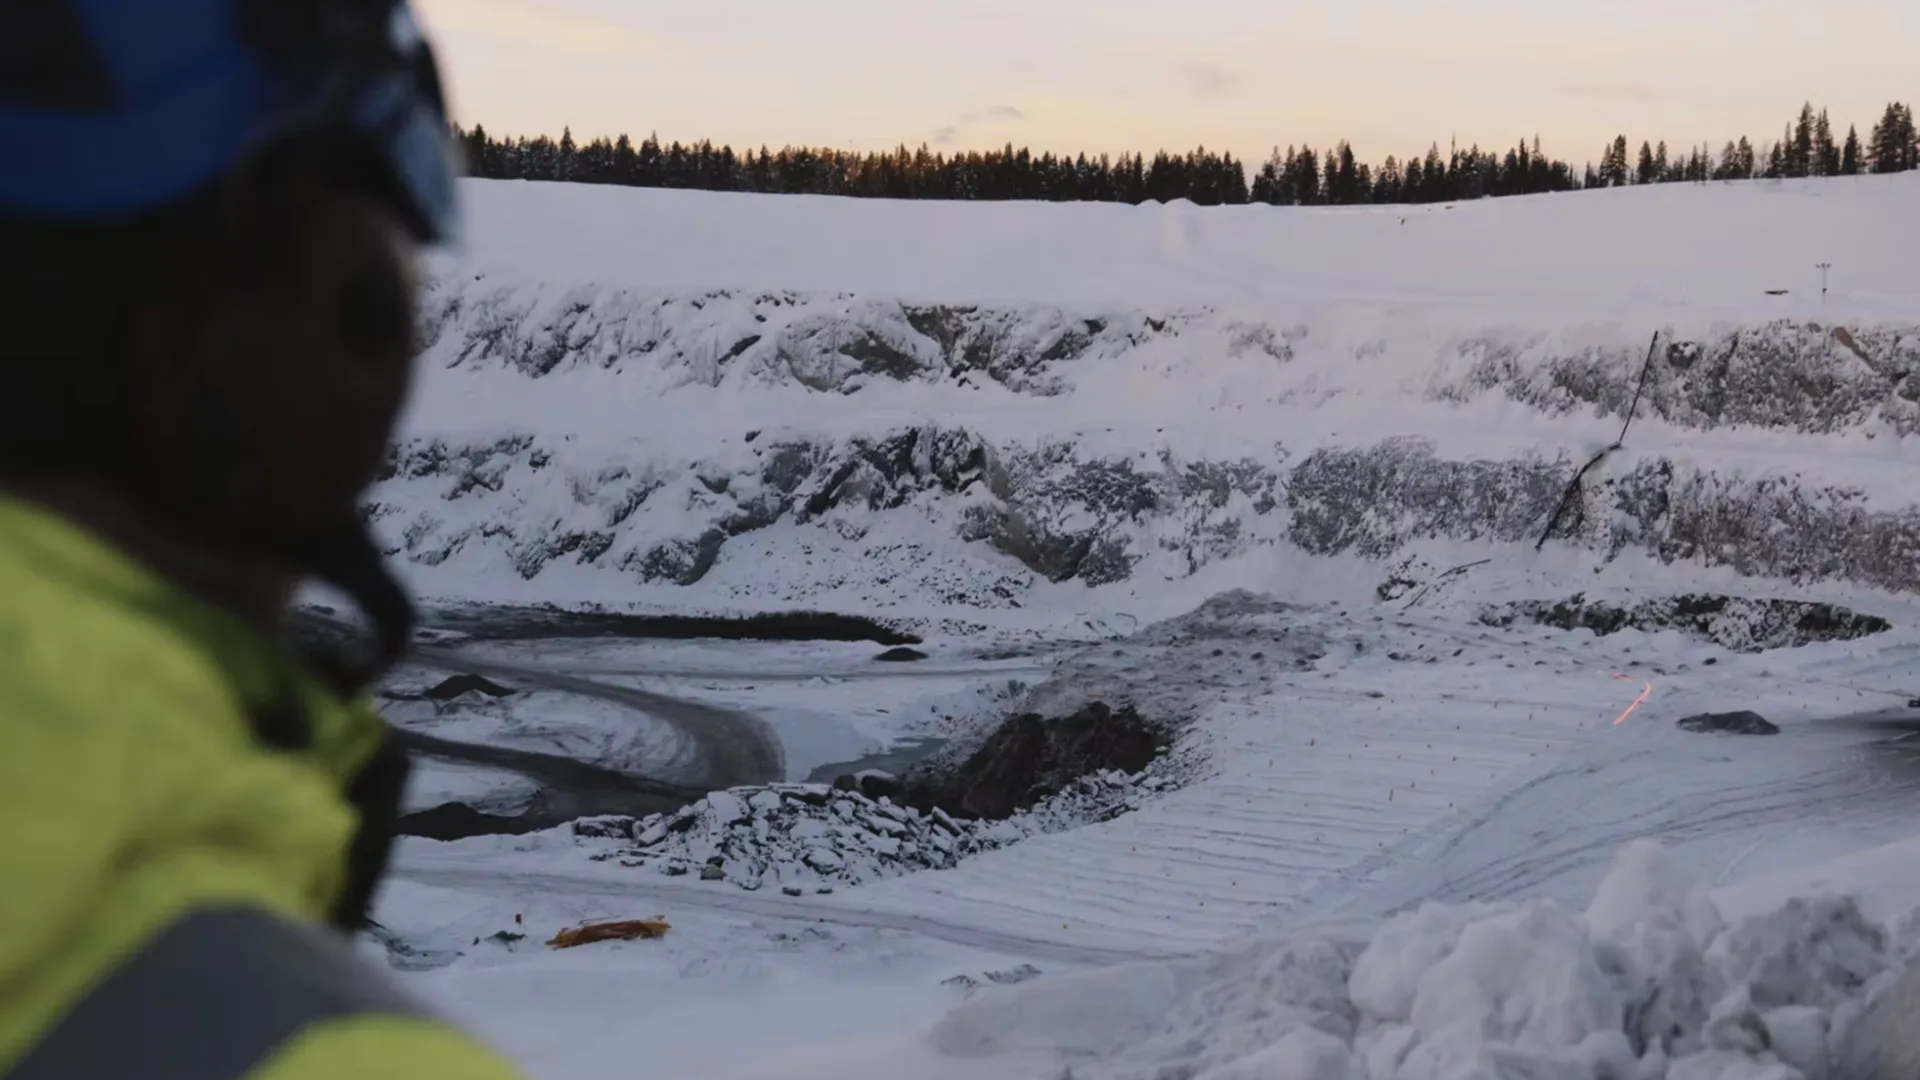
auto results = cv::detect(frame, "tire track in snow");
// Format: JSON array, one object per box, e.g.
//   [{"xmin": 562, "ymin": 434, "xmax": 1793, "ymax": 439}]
[
  {"xmin": 394, "ymin": 864, "xmax": 1179, "ymax": 967},
  {"xmin": 1302, "ymin": 713, "xmax": 1920, "ymax": 918}
]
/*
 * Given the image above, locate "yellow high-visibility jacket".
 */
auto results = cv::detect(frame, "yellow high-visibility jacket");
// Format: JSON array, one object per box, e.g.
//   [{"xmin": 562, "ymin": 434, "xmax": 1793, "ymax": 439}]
[{"xmin": 0, "ymin": 494, "xmax": 522, "ymax": 1079}]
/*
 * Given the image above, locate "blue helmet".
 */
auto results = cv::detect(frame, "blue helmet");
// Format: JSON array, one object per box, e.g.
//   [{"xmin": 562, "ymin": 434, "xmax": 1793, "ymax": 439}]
[{"xmin": 0, "ymin": 0, "xmax": 458, "ymax": 242}]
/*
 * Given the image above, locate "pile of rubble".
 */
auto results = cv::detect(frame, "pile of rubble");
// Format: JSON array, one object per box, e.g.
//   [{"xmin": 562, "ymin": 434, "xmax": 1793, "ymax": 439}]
[{"xmin": 573, "ymin": 764, "xmax": 1179, "ymax": 893}]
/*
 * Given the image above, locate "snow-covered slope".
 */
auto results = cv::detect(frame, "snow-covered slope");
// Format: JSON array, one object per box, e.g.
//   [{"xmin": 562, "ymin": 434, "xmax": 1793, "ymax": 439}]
[{"xmin": 379, "ymin": 175, "xmax": 1920, "ymax": 616}]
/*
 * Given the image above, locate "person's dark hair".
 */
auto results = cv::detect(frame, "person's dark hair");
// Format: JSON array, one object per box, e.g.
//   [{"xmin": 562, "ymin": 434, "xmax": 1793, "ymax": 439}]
[
  {"xmin": 0, "ymin": 128, "xmax": 409, "ymax": 481},
  {"xmin": 0, "ymin": 197, "xmax": 205, "ymax": 475}
]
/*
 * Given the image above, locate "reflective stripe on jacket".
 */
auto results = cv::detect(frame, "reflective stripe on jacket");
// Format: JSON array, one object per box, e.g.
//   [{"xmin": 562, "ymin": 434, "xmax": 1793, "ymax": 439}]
[{"xmin": 0, "ymin": 494, "xmax": 521, "ymax": 1079}]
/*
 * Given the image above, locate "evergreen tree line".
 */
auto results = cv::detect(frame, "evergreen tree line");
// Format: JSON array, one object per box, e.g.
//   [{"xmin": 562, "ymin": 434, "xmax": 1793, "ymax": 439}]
[{"xmin": 455, "ymin": 101, "xmax": 1918, "ymax": 207}]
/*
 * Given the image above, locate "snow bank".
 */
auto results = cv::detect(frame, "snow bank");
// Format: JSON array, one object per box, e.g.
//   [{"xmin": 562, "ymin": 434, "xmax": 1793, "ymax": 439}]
[
  {"xmin": 377, "ymin": 177, "xmax": 1920, "ymax": 614},
  {"xmin": 925, "ymin": 841, "xmax": 1908, "ymax": 1080}
]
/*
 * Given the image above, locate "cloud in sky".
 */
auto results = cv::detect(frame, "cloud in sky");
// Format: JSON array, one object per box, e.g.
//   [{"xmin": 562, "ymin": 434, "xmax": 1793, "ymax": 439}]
[
  {"xmin": 932, "ymin": 104, "xmax": 1028, "ymax": 146},
  {"xmin": 1172, "ymin": 61, "xmax": 1246, "ymax": 99},
  {"xmin": 415, "ymin": 0, "xmax": 656, "ymax": 54},
  {"xmin": 1554, "ymin": 79, "xmax": 1665, "ymax": 103}
]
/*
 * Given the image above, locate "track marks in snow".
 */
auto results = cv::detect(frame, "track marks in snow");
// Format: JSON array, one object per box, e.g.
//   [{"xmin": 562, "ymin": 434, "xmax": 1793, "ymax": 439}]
[{"xmin": 805, "ymin": 654, "xmax": 1614, "ymax": 957}]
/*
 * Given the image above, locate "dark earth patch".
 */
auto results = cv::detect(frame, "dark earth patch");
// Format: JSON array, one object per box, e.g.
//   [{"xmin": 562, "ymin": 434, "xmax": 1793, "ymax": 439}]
[
  {"xmin": 420, "ymin": 605, "xmax": 921, "ymax": 646},
  {"xmin": 1678, "ymin": 711, "xmax": 1781, "ymax": 736},
  {"xmin": 396, "ymin": 801, "xmax": 528, "ymax": 841},
  {"xmin": 874, "ymin": 646, "xmax": 931, "ymax": 662},
  {"xmin": 289, "ymin": 604, "xmax": 919, "ymax": 651},
  {"xmin": 387, "ymin": 673, "xmax": 516, "ymax": 702},
  {"xmin": 899, "ymin": 700, "xmax": 1167, "ymax": 820}
]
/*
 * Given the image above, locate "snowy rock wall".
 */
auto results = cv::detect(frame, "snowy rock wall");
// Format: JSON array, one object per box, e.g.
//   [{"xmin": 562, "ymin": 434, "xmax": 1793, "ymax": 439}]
[{"xmin": 378, "ymin": 276, "xmax": 1920, "ymax": 605}]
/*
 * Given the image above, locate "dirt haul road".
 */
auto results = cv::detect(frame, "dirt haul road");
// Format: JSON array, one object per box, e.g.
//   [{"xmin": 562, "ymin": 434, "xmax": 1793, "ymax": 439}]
[{"xmin": 412, "ymin": 643, "xmax": 788, "ymax": 792}]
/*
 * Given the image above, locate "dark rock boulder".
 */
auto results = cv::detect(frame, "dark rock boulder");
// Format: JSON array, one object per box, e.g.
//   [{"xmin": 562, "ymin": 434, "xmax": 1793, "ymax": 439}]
[
  {"xmin": 875, "ymin": 647, "xmax": 930, "ymax": 662},
  {"xmin": 1678, "ymin": 711, "xmax": 1780, "ymax": 736},
  {"xmin": 857, "ymin": 773, "xmax": 901, "ymax": 801}
]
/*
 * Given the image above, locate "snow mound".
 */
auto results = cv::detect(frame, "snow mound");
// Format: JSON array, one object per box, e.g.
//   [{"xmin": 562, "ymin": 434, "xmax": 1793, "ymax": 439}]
[
  {"xmin": 927, "ymin": 840, "xmax": 1907, "ymax": 1080},
  {"xmin": 571, "ymin": 767, "xmax": 1172, "ymax": 891}
]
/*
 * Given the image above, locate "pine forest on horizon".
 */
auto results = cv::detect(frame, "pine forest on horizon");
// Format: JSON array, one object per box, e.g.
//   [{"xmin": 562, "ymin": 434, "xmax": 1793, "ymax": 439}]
[{"xmin": 455, "ymin": 101, "xmax": 1918, "ymax": 208}]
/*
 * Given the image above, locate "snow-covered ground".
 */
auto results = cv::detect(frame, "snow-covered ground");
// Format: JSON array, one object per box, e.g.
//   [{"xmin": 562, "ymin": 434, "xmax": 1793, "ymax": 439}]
[
  {"xmin": 385, "ymin": 594, "xmax": 1920, "ymax": 1079},
  {"xmin": 370, "ymin": 175, "xmax": 1920, "ymax": 1079}
]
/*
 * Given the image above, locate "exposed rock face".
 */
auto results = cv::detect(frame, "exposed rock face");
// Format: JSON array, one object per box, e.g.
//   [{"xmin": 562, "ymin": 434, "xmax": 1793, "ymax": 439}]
[
  {"xmin": 1478, "ymin": 594, "xmax": 1891, "ymax": 652},
  {"xmin": 368, "ymin": 420, "xmax": 1920, "ymax": 599},
  {"xmin": 1458, "ymin": 322, "xmax": 1920, "ymax": 437},
  {"xmin": 416, "ymin": 284, "xmax": 1194, "ymax": 393},
  {"xmin": 382, "ymin": 288, "xmax": 1920, "ymax": 602}
]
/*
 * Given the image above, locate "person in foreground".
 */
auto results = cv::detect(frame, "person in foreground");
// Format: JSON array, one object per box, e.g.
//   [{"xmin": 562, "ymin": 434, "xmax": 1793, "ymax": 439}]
[{"xmin": 0, "ymin": 1, "xmax": 523, "ymax": 1076}]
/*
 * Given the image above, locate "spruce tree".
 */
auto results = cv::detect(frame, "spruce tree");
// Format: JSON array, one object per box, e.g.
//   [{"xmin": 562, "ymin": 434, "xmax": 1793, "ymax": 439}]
[
  {"xmin": 1901, "ymin": 102, "xmax": 1920, "ymax": 171},
  {"xmin": 1789, "ymin": 103, "xmax": 1814, "ymax": 177},
  {"xmin": 555, "ymin": 126, "xmax": 578, "ymax": 182},
  {"xmin": 1636, "ymin": 141, "xmax": 1656, "ymax": 184},
  {"xmin": 1841, "ymin": 125, "xmax": 1862, "ymax": 175},
  {"xmin": 1336, "ymin": 141, "xmax": 1359, "ymax": 204},
  {"xmin": 1868, "ymin": 104, "xmax": 1897, "ymax": 172},
  {"xmin": 1606, "ymin": 135, "xmax": 1630, "ymax": 186},
  {"xmin": 1376, "ymin": 155, "xmax": 1403, "ymax": 203},
  {"xmin": 1813, "ymin": 108, "xmax": 1839, "ymax": 176}
]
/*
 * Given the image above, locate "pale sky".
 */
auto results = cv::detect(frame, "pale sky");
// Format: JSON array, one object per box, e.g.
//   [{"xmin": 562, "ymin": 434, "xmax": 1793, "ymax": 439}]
[{"xmin": 414, "ymin": 0, "xmax": 1916, "ymax": 168}]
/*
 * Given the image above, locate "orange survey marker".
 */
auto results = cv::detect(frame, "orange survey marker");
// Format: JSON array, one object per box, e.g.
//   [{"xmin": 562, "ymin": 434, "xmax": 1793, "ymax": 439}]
[
  {"xmin": 1609, "ymin": 674, "xmax": 1654, "ymax": 726},
  {"xmin": 547, "ymin": 917, "xmax": 672, "ymax": 949}
]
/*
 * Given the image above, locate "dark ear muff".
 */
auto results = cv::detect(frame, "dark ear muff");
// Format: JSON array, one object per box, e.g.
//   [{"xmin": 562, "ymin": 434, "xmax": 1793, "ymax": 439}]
[{"xmin": 186, "ymin": 386, "xmax": 249, "ymax": 506}]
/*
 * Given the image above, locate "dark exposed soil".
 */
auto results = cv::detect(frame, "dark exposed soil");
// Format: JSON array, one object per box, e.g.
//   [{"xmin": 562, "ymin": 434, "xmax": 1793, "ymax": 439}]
[
  {"xmin": 396, "ymin": 802, "xmax": 530, "ymax": 841},
  {"xmin": 874, "ymin": 647, "xmax": 931, "ymax": 662},
  {"xmin": 381, "ymin": 674, "xmax": 517, "ymax": 702},
  {"xmin": 1477, "ymin": 593, "xmax": 1890, "ymax": 653},
  {"xmin": 899, "ymin": 701, "xmax": 1167, "ymax": 820},
  {"xmin": 1678, "ymin": 711, "xmax": 1781, "ymax": 736},
  {"xmin": 288, "ymin": 605, "xmax": 920, "ymax": 656}
]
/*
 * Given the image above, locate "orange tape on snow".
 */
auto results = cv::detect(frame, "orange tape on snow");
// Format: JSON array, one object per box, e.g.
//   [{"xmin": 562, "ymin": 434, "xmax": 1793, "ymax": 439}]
[{"xmin": 1609, "ymin": 673, "xmax": 1654, "ymax": 726}]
